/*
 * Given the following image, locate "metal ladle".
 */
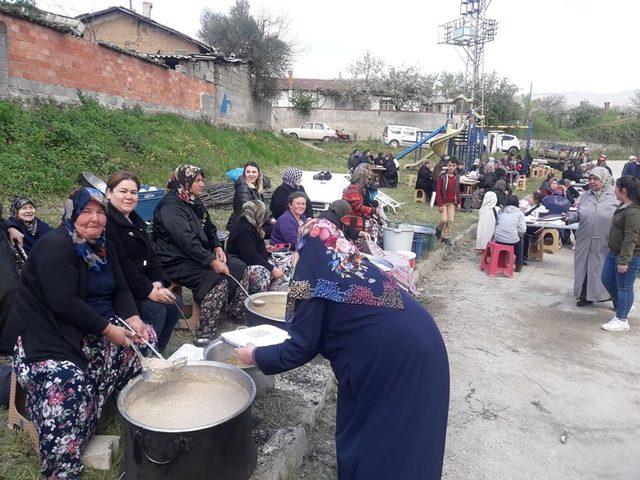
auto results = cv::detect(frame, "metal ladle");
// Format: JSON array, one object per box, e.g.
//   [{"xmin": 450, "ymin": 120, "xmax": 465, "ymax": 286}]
[{"xmin": 226, "ymin": 272, "xmax": 266, "ymax": 307}]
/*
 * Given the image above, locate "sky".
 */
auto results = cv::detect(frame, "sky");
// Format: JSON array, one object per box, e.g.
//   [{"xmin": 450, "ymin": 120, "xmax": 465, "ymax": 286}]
[{"xmin": 38, "ymin": 0, "xmax": 638, "ymax": 96}]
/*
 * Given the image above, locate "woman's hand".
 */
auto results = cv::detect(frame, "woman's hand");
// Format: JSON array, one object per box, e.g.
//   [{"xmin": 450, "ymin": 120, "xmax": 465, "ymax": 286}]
[
  {"xmin": 148, "ymin": 284, "xmax": 176, "ymax": 304},
  {"xmin": 7, "ymin": 228, "xmax": 24, "ymax": 247},
  {"xmin": 271, "ymin": 267, "xmax": 284, "ymax": 280},
  {"xmin": 210, "ymin": 259, "xmax": 230, "ymax": 275},
  {"xmin": 618, "ymin": 264, "xmax": 629, "ymax": 273},
  {"xmin": 214, "ymin": 247, "xmax": 227, "ymax": 264},
  {"xmin": 125, "ymin": 315, "xmax": 149, "ymax": 342},
  {"xmin": 358, "ymin": 231, "xmax": 371, "ymax": 240},
  {"xmin": 270, "ymin": 218, "xmax": 277, "ymax": 224},
  {"xmin": 102, "ymin": 324, "xmax": 135, "ymax": 347},
  {"xmin": 235, "ymin": 343, "xmax": 257, "ymax": 366}
]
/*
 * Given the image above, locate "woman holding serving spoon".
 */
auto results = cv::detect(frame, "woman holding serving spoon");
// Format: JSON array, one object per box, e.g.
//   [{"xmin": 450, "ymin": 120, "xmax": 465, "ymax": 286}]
[{"xmin": 0, "ymin": 187, "xmax": 154, "ymax": 480}]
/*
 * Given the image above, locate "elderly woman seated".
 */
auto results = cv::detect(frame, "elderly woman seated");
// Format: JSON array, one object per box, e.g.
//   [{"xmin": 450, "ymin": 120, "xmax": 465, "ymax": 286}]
[
  {"xmin": 342, "ymin": 164, "xmax": 379, "ymax": 235},
  {"xmin": 6, "ymin": 197, "xmax": 52, "ymax": 255},
  {"xmin": 270, "ymin": 192, "xmax": 309, "ymax": 250},
  {"xmin": 227, "ymin": 200, "xmax": 286, "ymax": 293},
  {"xmin": 153, "ymin": 165, "xmax": 248, "ymax": 339},
  {"xmin": 0, "ymin": 188, "xmax": 153, "ymax": 480},
  {"xmin": 270, "ymin": 167, "xmax": 313, "ymax": 220}
]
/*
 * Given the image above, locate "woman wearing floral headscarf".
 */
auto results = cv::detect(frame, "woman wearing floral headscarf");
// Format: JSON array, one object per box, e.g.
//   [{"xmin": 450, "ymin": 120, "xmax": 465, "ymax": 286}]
[
  {"xmin": 1, "ymin": 187, "xmax": 152, "ymax": 480},
  {"xmin": 236, "ymin": 218, "xmax": 450, "ymax": 480},
  {"xmin": 153, "ymin": 165, "xmax": 249, "ymax": 339},
  {"xmin": 270, "ymin": 166, "xmax": 313, "ymax": 220},
  {"xmin": 226, "ymin": 200, "xmax": 286, "ymax": 293},
  {"xmin": 566, "ymin": 166, "xmax": 618, "ymax": 307},
  {"xmin": 6, "ymin": 197, "xmax": 51, "ymax": 254}
]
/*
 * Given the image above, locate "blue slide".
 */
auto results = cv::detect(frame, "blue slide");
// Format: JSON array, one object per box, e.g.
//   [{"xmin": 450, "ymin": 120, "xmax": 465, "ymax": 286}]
[{"xmin": 395, "ymin": 124, "xmax": 446, "ymax": 161}]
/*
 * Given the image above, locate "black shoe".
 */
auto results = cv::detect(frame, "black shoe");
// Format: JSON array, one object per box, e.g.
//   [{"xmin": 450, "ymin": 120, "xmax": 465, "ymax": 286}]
[
  {"xmin": 435, "ymin": 228, "xmax": 442, "ymax": 240},
  {"xmin": 515, "ymin": 264, "xmax": 523, "ymax": 273},
  {"xmin": 576, "ymin": 298, "xmax": 593, "ymax": 307},
  {"xmin": 522, "ymin": 259, "xmax": 529, "ymax": 266},
  {"xmin": 441, "ymin": 238, "xmax": 452, "ymax": 246}
]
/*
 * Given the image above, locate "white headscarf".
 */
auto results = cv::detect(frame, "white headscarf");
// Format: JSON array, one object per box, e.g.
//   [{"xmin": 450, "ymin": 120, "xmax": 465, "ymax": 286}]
[{"xmin": 476, "ymin": 191, "xmax": 498, "ymax": 250}]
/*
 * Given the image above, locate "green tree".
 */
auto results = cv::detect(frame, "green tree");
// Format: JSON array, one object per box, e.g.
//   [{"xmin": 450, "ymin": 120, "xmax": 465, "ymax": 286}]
[
  {"xmin": 290, "ymin": 90, "xmax": 314, "ymax": 115},
  {"xmin": 480, "ymin": 72, "xmax": 523, "ymax": 125},
  {"xmin": 630, "ymin": 90, "xmax": 640, "ymax": 118},
  {"xmin": 341, "ymin": 51, "xmax": 385, "ymax": 110},
  {"xmin": 567, "ymin": 101, "xmax": 601, "ymax": 129},
  {"xmin": 198, "ymin": 0, "xmax": 294, "ymax": 101}
]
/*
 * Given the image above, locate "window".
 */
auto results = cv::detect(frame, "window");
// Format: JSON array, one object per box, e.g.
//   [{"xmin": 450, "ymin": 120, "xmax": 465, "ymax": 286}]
[
  {"xmin": 502, "ymin": 135, "xmax": 514, "ymax": 141},
  {"xmin": 379, "ymin": 99, "xmax": 395, "ymax": 111},
  {"xmin": 390, "ymin": 128, "xmax": 402, "ymax": 135},
  {"xmin": 314, "ymin": 123, "xmax": 325, "ymax": 130},
  {"xmin": 303, "ymin": 123, "xmax": 313, "ymax": 129},
  {"xmin": 403, "ymin": 128, "xmax": 417, "ymax": 137}
]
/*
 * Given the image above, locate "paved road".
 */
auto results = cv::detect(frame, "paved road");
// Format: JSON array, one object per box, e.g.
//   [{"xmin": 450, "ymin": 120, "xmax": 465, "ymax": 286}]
[{"xmin": 425, "ymin": 244, "xmax": 640, "ymax": 480}]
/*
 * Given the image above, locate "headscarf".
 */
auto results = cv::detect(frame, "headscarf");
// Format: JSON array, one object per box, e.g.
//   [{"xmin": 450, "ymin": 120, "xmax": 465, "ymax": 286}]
[
  {"xmin": 241, "ymin": 200, "xmax": 266, "ymax": 238},
  {"xmin": 62, "ymin": 188, "xmax": 108, "ymax": 272},
  {"xmin": 589, "ymin": 166, "xmax": 613, "ymax": 195},
  {"xmin": 328, "ymin": 199, "xmax": 351, "ymax": 219},
  {"xmin": 350, "ymin": 163, "xmax": 371, "ymax": 189},
  {"xmin": 167, "ymin": 164, "xmax": 204, "ymax": 204},
  {"xmin": 282, "ymin": 167, "xmax": 303, "ymax": 188},
  {"xmin": 285, "ymin": 218, "xmax": 404, "ymax": 326},
  {"xmin": 10, "ymin": 197, "xmax": 37, "ymax": 236},
  {"xmin": 495, "ymin": 168, "xmax": 507, "ymax": 179}
]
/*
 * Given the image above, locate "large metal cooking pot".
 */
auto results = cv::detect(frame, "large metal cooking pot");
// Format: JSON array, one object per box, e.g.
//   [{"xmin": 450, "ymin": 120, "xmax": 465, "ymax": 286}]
[
  {"xmin": 117, "ymin": 361, "xmax": 257, "ymax": 480},
  {"xmin": 244, "ymin": 291, "xmax": 288, "ymax": 329},
  {"xmin": 203, "ymin": 339, "xmax": 275, "ymax": 397}
]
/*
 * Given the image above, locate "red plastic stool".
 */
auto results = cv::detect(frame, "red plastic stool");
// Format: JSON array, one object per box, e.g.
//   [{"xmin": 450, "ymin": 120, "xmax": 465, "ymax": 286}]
[{"xmin": 480, "ymin": 241, "xmax": 515, "ymax": 277}]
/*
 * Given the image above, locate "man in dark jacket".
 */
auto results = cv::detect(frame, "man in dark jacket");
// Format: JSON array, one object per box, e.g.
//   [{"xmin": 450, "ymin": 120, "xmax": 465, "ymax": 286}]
[
  {"xmin": 435, "ymin": 158, "xmax": 462, "ymax": 245},
  {"xmin": 621, "ymin": 156, "xmax": 640, "ymax": 178}
]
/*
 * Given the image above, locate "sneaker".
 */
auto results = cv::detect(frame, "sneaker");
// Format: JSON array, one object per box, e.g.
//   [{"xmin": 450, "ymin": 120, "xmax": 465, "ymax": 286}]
[
  {"xmin": 576, "ymin": 298, "xmax": 593, "ymax": 307},
  {"xmin": 601, "ymin": 317, "xmax": 630, "ymax": 332}
]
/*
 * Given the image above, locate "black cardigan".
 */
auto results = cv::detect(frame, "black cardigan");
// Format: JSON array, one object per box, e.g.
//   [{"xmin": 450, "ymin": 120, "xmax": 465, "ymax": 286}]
[
  {"xmin": 226, "ymin": 217, "xmax": 273, "ymax": 271},
  {"xmin": 0, "ymin": 226, "xmax": 137, "ymax": 368},
  {"xmin": 106, "ymin": 205, "xmax": 169, "ymax": 300}
]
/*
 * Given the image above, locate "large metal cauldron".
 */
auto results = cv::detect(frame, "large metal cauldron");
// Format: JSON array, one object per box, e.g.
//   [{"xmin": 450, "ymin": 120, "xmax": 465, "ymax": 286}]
[
  {"xmin": 204, "ymin": 339, "xmax": 275, "ymax": 397},
  {"xmin": 244, "ymin": 291, "xmax": 288, "ymax": 329},
  {"xmin": 117, "ymin": 361, "xmax": 257, "ymax": 480}
]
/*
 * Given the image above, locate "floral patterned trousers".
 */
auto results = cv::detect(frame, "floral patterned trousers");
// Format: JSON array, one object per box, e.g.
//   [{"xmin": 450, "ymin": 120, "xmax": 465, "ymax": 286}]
[
  {"xmin": 198, "ymin": 270, "xmax": 250, "ymax": 338},
  {"xmin": 13, "ymin": 329, "xmax": 149, "ymax": 480}
]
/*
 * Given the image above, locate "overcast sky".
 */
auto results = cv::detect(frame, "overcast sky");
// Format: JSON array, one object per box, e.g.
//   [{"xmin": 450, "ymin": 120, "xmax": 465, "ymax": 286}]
[{"xmin": 39, "ymin": 0, "xmax": 637, "ymax": 95}]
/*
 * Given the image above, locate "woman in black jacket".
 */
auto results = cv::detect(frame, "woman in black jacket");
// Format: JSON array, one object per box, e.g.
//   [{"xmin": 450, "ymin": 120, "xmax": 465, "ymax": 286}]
[
  {"xmin": 2, "ymin": 188, "xmax": 151, "ymax": 480},
  {"xmin": 226, "ymin": 161, "xmax": 273, "ymax": 234},
  {"xmin": 153, "ymin": 165, "xmax": 248, "ymax": 339},
  {"xmin": 6, "ymin": 197, "xmax": 52, "ymax": 255},
  {"xmin": 379, "ymin": 153, "xmax": 399, "ymax": 188},
  {"xmin": 270, "ymin": 167, "xmax": 313, "ymax": 220},
  {"xmin": 227, "ymin": 200, "xmax": 286, "ymax": 292},
  {"xmin": 105, "ymin": 171, "xmax": 179, "ymax": 352}
]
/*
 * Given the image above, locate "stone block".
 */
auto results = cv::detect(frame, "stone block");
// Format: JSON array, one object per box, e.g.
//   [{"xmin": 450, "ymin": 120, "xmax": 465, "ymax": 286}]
[{"xmin": 81, "ymin": 435, "xmax": 120, "ymax": 471}]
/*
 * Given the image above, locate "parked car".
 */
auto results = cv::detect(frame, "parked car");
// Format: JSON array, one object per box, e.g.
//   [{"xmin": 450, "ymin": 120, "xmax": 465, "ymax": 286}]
[
  {"xmin": 483, "ymin": 131, "xmax": 521, "ymax": 156},
  {"xmin": 281, "ymin": 122, "xmax": 337, "ymax": 142},
  {"xmin": 381, "ymin": 125, "xmax": 424, "ymax": 147}
]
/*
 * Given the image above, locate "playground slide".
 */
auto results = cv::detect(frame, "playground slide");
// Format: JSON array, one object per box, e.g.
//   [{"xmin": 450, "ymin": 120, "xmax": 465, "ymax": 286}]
[{"xmin": 401, "ymin": 124, "xmax": 466, "ymax": 169}]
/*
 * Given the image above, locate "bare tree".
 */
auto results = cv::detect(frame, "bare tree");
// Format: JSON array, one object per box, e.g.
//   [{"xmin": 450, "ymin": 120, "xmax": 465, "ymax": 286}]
[{"xmin": 630, "ymin": 90, "xmax": 640, "ymax": 118}]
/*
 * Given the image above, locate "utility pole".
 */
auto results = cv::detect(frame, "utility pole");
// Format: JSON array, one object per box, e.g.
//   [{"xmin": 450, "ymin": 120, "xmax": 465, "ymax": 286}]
[{"xmin": 439, "ymin": 0, "xmax": 498, "ymax": 123}]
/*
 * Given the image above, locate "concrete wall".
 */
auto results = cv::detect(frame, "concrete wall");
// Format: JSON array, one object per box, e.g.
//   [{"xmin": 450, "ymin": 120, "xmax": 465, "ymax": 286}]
[
  {"xmin": 271, "ymin": 107, "xmax": 453, "ymax": 140},
  {"xmin": 85, "ymin": 12, "xmax": 201, "ymax": 55},
  {"xmin": 177, "ymin": 60, "xmax": 271, "ymax": 130}
]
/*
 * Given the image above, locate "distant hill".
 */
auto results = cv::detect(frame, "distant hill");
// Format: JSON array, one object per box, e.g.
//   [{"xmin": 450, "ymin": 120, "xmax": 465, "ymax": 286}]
[{"xmin": 532, "ymin": 90, "xmax": 637, "ymax": 107}]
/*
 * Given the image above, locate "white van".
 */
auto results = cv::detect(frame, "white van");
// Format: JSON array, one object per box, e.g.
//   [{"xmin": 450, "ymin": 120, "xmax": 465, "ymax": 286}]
[{"xmin": 381, "ymin": 125, "xmax": 423, "ymax": 147}]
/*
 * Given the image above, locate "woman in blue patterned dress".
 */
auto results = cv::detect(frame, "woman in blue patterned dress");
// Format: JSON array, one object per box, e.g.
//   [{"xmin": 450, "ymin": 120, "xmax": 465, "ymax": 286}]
[
  {"xmin": 236, "ymin": 218, "xmax": 450, "ymax": 480},
  {"xmin": 1, "ymin": 188, "xmax": 154, "ymax": 480}
]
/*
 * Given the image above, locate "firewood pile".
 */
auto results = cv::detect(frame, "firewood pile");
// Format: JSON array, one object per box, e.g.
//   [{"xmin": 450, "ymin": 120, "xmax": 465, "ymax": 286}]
[{"xmin": 200, "ymin": 183, "xmax": 272, "ymax": 208}]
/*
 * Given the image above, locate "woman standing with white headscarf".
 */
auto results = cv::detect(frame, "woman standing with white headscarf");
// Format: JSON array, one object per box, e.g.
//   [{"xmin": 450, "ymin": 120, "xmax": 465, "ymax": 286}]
[
  {"xmin": 566, "ymin": 167, "xmax": 618, "ymax": 307},
  {"xmin": 476, "ymin": 191, "xmax": 497, "ymax": 252}
]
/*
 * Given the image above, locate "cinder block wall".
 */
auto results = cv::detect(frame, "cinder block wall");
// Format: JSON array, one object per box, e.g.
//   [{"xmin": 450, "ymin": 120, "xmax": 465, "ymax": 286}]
[
  {"xmin": 271, "ymin": 107, "xmax": 453, "ymax": 140},
  {"xmin": 0, "ymin": 12, "xmax": 214, "ymax": 118}
]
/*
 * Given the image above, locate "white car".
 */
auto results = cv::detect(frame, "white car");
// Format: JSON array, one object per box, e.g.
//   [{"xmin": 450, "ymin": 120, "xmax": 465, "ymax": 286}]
[
  {"xmin": 381, "ymin": 125, "xmax": 423, "ymax": 147},
  {"xmin": 483, "ymin": 131, "xmax": 521, "ymax": 156},
  {"xmin": 281, "ymin": 122, "xmax": 337, "ymax": 142}
]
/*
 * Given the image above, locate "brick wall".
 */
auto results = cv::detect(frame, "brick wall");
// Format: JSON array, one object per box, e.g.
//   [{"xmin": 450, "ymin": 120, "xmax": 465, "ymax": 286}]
[{"xmin": 0, "ymin": 12, "xmax": 214, "ymax": 117}]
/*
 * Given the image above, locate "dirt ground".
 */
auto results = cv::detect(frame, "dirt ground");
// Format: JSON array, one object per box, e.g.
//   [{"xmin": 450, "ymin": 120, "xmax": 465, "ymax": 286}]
[{"xmin": 299, "ymin": 240, "xmax": 640, "ymax": 479}]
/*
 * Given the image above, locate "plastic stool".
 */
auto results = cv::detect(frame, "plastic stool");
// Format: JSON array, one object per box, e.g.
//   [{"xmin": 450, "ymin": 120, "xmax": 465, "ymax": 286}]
[
  {"xmin": 414, "ymin": 189, "xmax": 427, "ymax": 203},
  {"xmin": 516, "ymin": 176, "xmax": 527, "ymax": 191},
  {"xmin": 7, "ymin": 372, "xmax": 39, "ymax": 450},
  {"xmin": 541, "ymin": 229, "xmax": 561, "ymax": 254},
  {"xmin": 480, "ymin": 241, "xmax": 515, "ymax": 277},
  {"xmin": 528, "ymin": 236, "xmax": 544, "ymax": 262},
  {"xmin": 406, "ymin": 174, "xmax": 417, "ymax": 187}
]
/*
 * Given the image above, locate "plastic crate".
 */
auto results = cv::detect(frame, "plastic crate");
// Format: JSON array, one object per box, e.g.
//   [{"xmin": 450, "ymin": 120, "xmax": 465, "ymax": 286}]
[
  {"xmin": 410, "ymin": 224, "xmax": 436, "ymax": 259},
  {"xmin": 135, "ymin": 188, "xmax": 165, "ymax": 222}
]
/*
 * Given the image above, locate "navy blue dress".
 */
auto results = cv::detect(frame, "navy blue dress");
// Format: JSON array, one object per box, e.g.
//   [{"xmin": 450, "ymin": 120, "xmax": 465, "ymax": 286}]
[
  {"xmin": 6, "ymin": 218, "xmax": 51, "ymax": 254},
  {"xmin": 255, "ymin": 289, "xmax": 450, "ymax": 480}
]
